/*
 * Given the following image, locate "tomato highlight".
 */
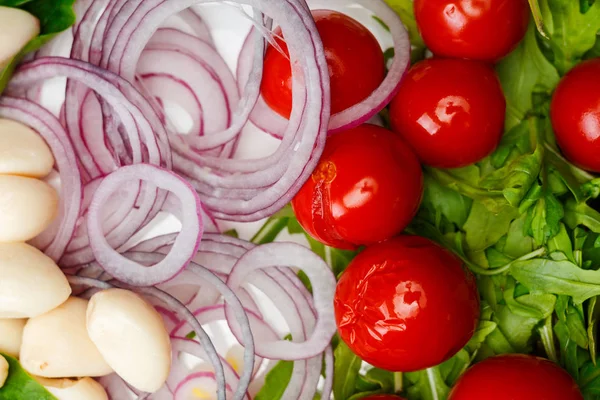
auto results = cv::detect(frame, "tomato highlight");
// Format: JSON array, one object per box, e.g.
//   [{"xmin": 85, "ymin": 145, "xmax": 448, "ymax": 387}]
[
  {"xmin": 414, "ymin": 0, "xmax": 530, "ymax": 62},
  {"xmin": 292, "ymin": 124, "xmax": 423, "ymax": 249},
  {"xmin": 550, "ymin": 58, "xmax": 600, "ymax": 172},
  {"xmin": 334, "ymin": 235, "xmax": 480, "ymax": 372},
  {"xmin": 389, "ymin": 58, "xmax": 506, "ymax": 169},
  {"xmin": 261, "ymin": 10, "xmax": 385, "ymax": 118}
]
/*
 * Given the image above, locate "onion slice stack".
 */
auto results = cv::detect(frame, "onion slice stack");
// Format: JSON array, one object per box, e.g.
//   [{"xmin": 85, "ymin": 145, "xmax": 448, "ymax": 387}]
[{"xmin": 0, "ymin": 0, "xmax": 411, "ymax": 398}]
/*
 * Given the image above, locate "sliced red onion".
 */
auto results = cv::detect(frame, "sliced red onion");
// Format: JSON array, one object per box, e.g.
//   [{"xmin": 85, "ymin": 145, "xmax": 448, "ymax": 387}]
[
  {"xmin": 168, "ymin": 338, "xmax": 246, "ymax": 400},
  {"xmin": 183, "ymin": 263, "xmax": 256, "ymax": 400},
  {"xmin": 139, "ymin": 286, "xmax": 228, "ymax": 400},
  {"xmin": 142, "ymin": 27, "xmax": 240, "ymax": 136},
  {"xmin": 173, "ymin": 371, "xmax": 231, "ymax": 400},
  {"xmin": 15, "ymin": 0, "xmax": 330, "ymax": 222},
  {"xmin": 86, "ymin": 165, "xmax": 203, "ymax": 286},
  {"xmin": 77, "ymin": 0, "xmax": 329, "ymax": 221},
  {"xmin": 226, "ymin": 242, "xmax": 336, "ymax": 360},
  {"xmin": 169, "ymin": 305, "xmax": 273, "ymax": 380}
]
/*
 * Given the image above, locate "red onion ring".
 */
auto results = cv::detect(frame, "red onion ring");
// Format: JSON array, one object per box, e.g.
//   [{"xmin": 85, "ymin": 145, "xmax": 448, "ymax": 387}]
[
  {"xmin": 80, "ymin": 0, "xmax": 329, "ymax": 221},
  {"xmin": 226, "ymin": 242, "xmax": 336, "ymax": 360},
  {"xmin": 86, "ymin": 164, "xmax": 203, "ymax": 286}
]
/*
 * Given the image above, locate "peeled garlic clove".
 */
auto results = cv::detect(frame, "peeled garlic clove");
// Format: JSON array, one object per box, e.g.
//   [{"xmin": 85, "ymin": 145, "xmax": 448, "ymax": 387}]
[
  {"xmin": 87, "ymin": 289, "xmax": 171, "ymax": 392},
  {"xmin": 0, "ymin": 318, "xmax": 26, "ymax": 357},
  {"xmin": 0, "ymin": 119, "xmax": 54, "ymax": 178},
  {"xmin": 0, "ymin": 242, "xmax": 71, "ymax": 318},
  {"xmin": 0, "ymin": 355, "xmax": 7, "ymax": 388},
  {"xmin": 0, "ymin": 7, "xmax": 39, "ymax": 66},
  {"xmin": 34, "ymin": 377, "xmax": 108, "ymax": 400},
  {"xmin": 0, "ymin": 176, "xmax": 58, "ymax": 242},
  {"xmin": 20, "ymin": 297, "xmax": 113, "ymax": 378}
]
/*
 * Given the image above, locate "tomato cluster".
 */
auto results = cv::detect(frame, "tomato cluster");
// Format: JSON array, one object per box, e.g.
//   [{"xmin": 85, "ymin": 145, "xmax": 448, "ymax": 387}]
[
  {"xmin": 389, "ymin": 0, "xmax": 530, "ymax": 169},
  {"xmin": 262, "ymin": 5, "xmax": 585, "ymax": 400}
]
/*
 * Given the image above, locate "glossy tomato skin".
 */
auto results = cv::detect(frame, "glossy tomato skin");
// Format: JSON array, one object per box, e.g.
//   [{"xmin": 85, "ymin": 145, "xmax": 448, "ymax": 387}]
[
  {"xmin": 414, "ymin": 0, "xmax": 530, "ymax": 62},
  {"xmin": 334, "ymin": 235, "xmax": 480, "ymax": 372},
  {"xmin": 550, "ymin": 58, "xmax": 600, "ymax": 172},
  {"xmin": 448, "ymin": 354, "xmax": 583, "ymax": 400},
  {"xmin": 389, "ymin": 58, "xmax": 506, "ymax": 169},
  {"xmin": 292, "ymin": 124, "xmax": 423, "ymax": 249},
  {"xmin": 261, "ymin": 10, "xmax": 385, "ymax": 118}
]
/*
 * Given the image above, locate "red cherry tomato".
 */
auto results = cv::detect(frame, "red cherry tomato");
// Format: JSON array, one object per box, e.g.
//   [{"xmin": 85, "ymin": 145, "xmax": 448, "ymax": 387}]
[
  {"xmin": 363, "ymin": 396, "xmax": 406, "ymax": 400},
  {"xmin": 389, "ymin": 58, "xmax": 506, "ymax": 168},
  {"xmin": 414, "ymin": 0, "xmax": 530, "ymax": 62},
  {"xmin": 261, "ymin": 10, "xmax": 385, "ymax": 118},
  {"xmin": 448, "ymin": 354, "xmax": 584, "ymax": 400},
  {"xmin": 334, "ymin": 235, "xmax": 480, "ymax": 372},
  {"xmin": 292, "ymin": 124, "xmax": 423, "ymax": 249},
  {"xmin": 550, "ymin": 58, "xmax": 600, "ymax": 172}
]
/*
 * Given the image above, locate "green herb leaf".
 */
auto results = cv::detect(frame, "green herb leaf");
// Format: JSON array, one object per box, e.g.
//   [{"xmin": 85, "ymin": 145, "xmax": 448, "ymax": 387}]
[
  {"xmin": 496, "ymin": 23, "xmax": 560, "ymax": 130},
  {"xmin": 548, "ymin": 223, "xmax": 576, "ymax": 263},
  {"xmin": 420, "ymin": 175, "xmax": 473, "ymax": 229},
  {"xmin": 0, "ymin": 354, "xmax": 57, "ymax": 400},
  {"xmin": 333, "ymin": 341, "xmax": 363, "ymax": 400},
  {"xmin": 579, "ymin": 360, "xmax": 600, "ymax": 397},
  {"xmin": 588, "ymin": 297, "xmax": 600, "ymax": 364},
  {"xmin": 404, "ymin": 367, "xmax": 450, "ymax": 400},
  {"xmin": 463, "ymin": 202, "xmax": 519, "ymax": 252},
  {"xmin": 502, "ymin": 214, "xmax": 536, "ymax": 258},
  {"xmin": 565, "ymin": 199, "xmax": 600, "ymax": 234},
  {"xmin": 480, "ymin": 124, "xmax": 543, "ymax": 207},
  {"xmin": 511, "ymin": 258, "xmax": 600, "ymax": 304},
  {"xmin": 555, "ymin": 320, "xmax": 581, "ymax": 379},
  {"xmin": 254, "ymin": 360, "xmax": 294, "ymax": 400},
  {"xmin": 539, "ymin": 0, "xmax": 600, "ymax": 74},
  {"xmin": 526, "ymin": 191, "xmax": 564, "ymax": 246}
]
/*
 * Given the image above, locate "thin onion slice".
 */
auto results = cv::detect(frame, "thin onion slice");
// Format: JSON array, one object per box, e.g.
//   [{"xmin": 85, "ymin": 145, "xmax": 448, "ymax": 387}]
[
  {"xmin": 87, "ymin": 164, "xmax": 203, "ymax": 286},
  {"xmin": 226, "ymin": 242, "xmax": 337, "ymax": 360}
]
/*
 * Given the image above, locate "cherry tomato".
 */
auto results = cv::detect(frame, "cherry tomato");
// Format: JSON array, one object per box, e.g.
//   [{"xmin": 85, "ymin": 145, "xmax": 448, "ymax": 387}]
[
  {"xmin": 448, "ymin": 354, "xmax": 584, "ymax": 400},
  {"xmin": 292, "ymin": 124, "xmax": 423, "ymax": 249},
  {"xmin": 334, "ymin": 235, "xmax": 480, "ymax": 372},
  {"xmin": 389, "ymin": 58, "xmax": 506, "ymax": 169},
  {"xmin": 363, "ymin": 396, "xmax": 406, "ymax": 400},
  {"xmin": 414, "ymin": 0, "xmax": 530, "ymax": 62},
  {"xmin": 550, "ymin": 58, "xmax": 600, "ymax": 172},
  {"xmin": 261, "ymin": 10, "xmax": 385, "ymax": 118}
]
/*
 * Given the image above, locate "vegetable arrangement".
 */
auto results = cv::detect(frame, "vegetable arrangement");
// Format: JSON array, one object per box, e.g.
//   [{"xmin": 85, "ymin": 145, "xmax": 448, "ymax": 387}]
[
  {"xmin": 0, "ymin": 0, "xmax": 599, "ymax": 399},
  {"xmin": 312, "ymin": 0, "xmax": 600, "ymax": 398},
  {"xmin": 255, "ymin": 0, "xmax": 600, "ymax": 398}
]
